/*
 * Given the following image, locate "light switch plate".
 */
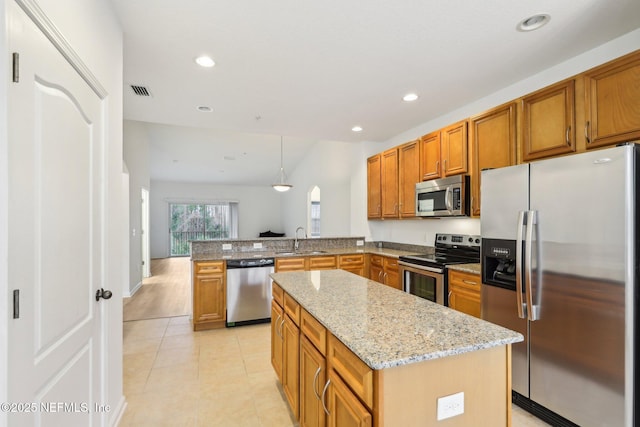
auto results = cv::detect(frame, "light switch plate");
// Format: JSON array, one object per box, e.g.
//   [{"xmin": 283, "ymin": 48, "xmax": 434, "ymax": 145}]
[
  {"xmin": 437, "ymin": 392, "xmax": 464, "ymax": 420},
  {"xmin": 222, "ymin": 243, "xmax": 232, "ymax": 251},
  {"xmin": 253, "ymin": 242, "xmax": 263, "ymax": 249}
]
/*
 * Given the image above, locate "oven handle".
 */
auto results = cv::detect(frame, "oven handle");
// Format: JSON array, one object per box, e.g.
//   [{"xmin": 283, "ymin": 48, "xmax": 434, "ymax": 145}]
[
  {"xmin": 398, "ymin": 261, "xmax": 445, "ymax": 274},
  {"xmin": 445, "ymin": 186, "xmax": 453, "ymax": 212}
]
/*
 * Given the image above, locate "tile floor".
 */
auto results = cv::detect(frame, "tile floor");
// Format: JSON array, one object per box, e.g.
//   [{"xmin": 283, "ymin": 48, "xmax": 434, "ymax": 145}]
[{"xmin": 121, "ymin": 316, "xmax": 550, "ymax": 427}]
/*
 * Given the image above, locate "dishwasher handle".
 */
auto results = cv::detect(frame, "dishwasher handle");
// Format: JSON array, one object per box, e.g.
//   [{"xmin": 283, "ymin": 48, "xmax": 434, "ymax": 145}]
[{"xmin": 226, "ymin": 258, "xmax": 275, "ymax": 269}]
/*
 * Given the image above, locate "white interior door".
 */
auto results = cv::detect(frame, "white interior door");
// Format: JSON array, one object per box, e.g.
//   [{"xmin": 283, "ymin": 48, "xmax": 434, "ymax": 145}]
[{"xmin": 7, "ymin": 2, "xmax": 108, "ymax": 426}]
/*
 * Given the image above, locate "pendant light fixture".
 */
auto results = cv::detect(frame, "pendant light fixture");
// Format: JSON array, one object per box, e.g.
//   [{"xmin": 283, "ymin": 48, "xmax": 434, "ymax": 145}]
[{"xmin": 272, "ymin": 136, "xmax": 293, "ymax": 192}]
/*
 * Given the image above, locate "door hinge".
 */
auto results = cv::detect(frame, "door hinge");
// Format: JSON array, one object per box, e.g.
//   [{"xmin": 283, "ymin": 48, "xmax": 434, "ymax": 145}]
[
  {"xmin": 12, "ymin": 52, "xmax": 19, "ymax": 83},
  {"xmin": 13, "ymin": 289, "xmax": 20, "ymax": 319}
]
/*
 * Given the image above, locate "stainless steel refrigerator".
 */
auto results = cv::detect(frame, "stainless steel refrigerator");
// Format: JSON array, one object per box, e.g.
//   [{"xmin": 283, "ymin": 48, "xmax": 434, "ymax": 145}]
[{"xmin": 480, "ymin": 144, "xmax": 637, "ymax": 427}]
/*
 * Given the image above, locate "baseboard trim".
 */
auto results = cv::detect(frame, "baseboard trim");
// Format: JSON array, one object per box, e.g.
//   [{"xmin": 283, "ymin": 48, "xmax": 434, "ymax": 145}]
[{"xmin": 123, "ymin": 281, "xmax": 142, "ymax": 298}]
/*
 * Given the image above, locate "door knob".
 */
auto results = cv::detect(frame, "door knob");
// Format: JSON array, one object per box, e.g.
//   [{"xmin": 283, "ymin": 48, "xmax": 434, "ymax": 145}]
[{"xmin": 95, "ymin": 288, "xmax": 113, "ymax": 301}]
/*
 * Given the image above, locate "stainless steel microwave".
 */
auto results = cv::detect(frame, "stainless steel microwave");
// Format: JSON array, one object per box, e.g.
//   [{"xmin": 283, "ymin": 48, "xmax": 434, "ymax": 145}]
[{"xmin": 415, "ymin": 175, "xmax": 470, "ymax": 217}]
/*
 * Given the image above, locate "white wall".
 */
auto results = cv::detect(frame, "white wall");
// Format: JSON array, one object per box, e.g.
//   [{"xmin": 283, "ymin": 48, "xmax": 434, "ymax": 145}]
[
  {"xmin": 149, "ymin": 181, "xmax": 285, "ymax": 258},
  {"xmin": 18, "ymin": 0, "xmax": 125, "ymax": 424},
  {"xmin": 123, "ymin": 120, "xmax": 151, "ymax": 294},
  {"xmin": 282, "ymin": 140, "xmax": 355, "ymax": 238},
  {"xmin": 351, "ymin": 28, "xmax": 640, "ymax": 244}
]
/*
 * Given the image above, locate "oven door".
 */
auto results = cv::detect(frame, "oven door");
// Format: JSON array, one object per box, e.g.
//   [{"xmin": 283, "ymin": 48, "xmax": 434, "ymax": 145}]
[{"xmin": 399, "ymin": 262, "xmax": 446, "ymax": 306}]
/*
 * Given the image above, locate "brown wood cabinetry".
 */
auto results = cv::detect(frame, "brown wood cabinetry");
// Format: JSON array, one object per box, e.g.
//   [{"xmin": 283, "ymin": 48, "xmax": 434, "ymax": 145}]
[
  {"xmin": 366, "ymin": 154, "xmax": 382, "ymax": 219},
  {"xmin": 271, "ymin": 300, "xmax": 284, "ymax": 380},
  {"xmin": 276, "ymin": 257, "xmax": 307, "ymax": 272},
  {"xmin": 583, "ymin": 50, "xmax": 640, "ymax": 149},
  {"xmin": 327, "ymin": 370, "xmax": 372, "ymax": 427},
  {"xmin": 338, "ymin": 254, "xmax": 365, "ymax": 277},
  {"xmin": 441, "ymin": 120, "xmax": 469, "ymax": 176},
  {"xmin": 448, "ymin": 270, "xmax": 481, "ymax": 318},
  {"xmin": 300, "ymin": 336, "xmax": 327, "ymax": 427},
  {"xmin": 381, "ymin": 148, "xmax": 399, "ymax": 218},
  {"xmin": 308, "ymin": 255, "xmax": 337, "ymax": 270},
  {"xmin": 469, "ymin": 102, "xmax": 517, "ymax": 216},
  {"xmin": 192, "ymin": 261, "xmax": 226, "ymax": 331},
  {"xmin": 521, "ymin": 79, "xmax": 576, "ymax": 161},
  {"xmin": 420, "ymin": 131, "xmax": 442, "ymax": 180},
  {"xmin": 369, "ymin": 254, "xmax": 400, "ymax": 290},
  {"xmin": 398, "ymin": 140, "xmax": 420, "ymax": 218}
]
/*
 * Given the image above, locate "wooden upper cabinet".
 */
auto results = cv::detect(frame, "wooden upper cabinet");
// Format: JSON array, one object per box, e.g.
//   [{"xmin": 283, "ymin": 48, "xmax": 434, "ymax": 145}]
[
  {"xmin": 419, "ymin": 131, "xmax": 442, "ymax": 180},
  {"xmin": 469, "ymin": 102, "xmax": 517, "ymax": 217},
  {"xmin": 521, "ymin": 79, "xmax": 576, "ymax": 161},
  {"xmin": 398, "ymin": 140, "xmax": 420, "ymax": 218},
  {"xmin": 366, "ymin": 154, "xmax": 381, "ymax": 219},
  {"xmin": 381, "ymin": 148, "xmax": 399, "ymax": 218},
  {"xmin": 442, "ymin": 120, "xmax": 469, "ymax": 176},
  {"xmin": 583, "ymin": 50, "xmax": 640, "ymax": 149}
]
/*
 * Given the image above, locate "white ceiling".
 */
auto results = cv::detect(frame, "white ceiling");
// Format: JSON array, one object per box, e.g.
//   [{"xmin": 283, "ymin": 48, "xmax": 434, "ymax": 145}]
[{"xmin": 112, "ymin": 0, "xmax": 640, "ymax": 184}]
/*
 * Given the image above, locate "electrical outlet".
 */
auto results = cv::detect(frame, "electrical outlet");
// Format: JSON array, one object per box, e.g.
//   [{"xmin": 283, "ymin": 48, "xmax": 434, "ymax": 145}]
[
  {"xmin": 222, "ymin": 243, "xmax": 232, "ymax": 251},
  {"xmin": 437, "ymin": 392, "xmax": 464, "ymax": 420},
  {"xmin": 356, "ymin": 240, "xmax": 364, "ymax": 246},
  {"xmin": 253, "ymin": 242, "xmax": 263, "ymax": 249}
]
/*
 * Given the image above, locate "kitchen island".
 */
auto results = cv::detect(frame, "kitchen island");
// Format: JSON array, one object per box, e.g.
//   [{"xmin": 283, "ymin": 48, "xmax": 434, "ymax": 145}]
[{"xmin": 270, "ymin": 269, "xmax": 523, "ymax": 427}]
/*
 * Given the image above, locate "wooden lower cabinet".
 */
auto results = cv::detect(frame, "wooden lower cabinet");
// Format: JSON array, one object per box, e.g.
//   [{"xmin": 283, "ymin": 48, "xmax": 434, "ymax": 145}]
[
  {"xmin": 448, "ymin": 270, "xmax": 481, "ymax": 318},
  {"xmin": 327, "ymin": 370, "xmax": 372, "ymax": 427},
  {"xmin": 276, "ymin": 257, "xmax": 307, "ymax": 272},
  {"xmin": 282, "ymin": 313, "xmax": 300, "ymax": 419},
  {"xmin": 338, "ymin": 254, "xmax": 365, "ymax": 277},
  {"xmin": 308, "ymin": 255, "xmax": 337, "ymax": 270},
  {"xmin": 300, "ymin": 336, "xmax": 326, "ymax": 427},
  {"xmin": 271, "ymin": 300, "xmax": 284, "ymax": 380},
  {"xmin": 369, "ymin": 254, "xmax": 400, "ymax": 290},
  {"xmin": 192, "ymin": 261, "xmax": 226, "ymax": 331}
]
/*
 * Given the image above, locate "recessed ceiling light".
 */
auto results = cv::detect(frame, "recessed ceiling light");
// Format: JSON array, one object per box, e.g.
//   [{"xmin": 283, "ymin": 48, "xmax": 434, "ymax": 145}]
[
  {"xmin": 403, "ymin": 93, "xmax": 419, "ymax": 102},
  {"xmin": 517, "ymin": 14, "xmax": 551, "ymax": 32},
  {"xmin": 195, "ymin": 55, "xmax": 215, "ymax": 68},
  {"xmin": 197, "ymin": 106, "xmax": 213, "ymax": 112},
  {"xmin": 352, "ymin": 126, "xmax": 363, "ymax": 132}
]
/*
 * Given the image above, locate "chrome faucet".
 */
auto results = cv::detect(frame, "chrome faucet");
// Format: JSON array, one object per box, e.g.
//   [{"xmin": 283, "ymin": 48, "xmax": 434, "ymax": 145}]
[{"xmin": 294, "ymin": 227, "xmax": 306, "ymax": 251}]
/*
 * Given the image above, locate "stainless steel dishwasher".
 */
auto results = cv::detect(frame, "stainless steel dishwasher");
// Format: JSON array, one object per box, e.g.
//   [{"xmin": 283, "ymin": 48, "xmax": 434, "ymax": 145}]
[{"xmin": 225, "ymin": 257, "xmax": 274, "ymax": 326}]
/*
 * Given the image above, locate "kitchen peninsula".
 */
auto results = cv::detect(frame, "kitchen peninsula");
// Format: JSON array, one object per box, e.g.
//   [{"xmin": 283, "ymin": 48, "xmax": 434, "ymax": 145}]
[{"xmin": 270, "ymin": 269, "xmax": 522, "ymax": 427}]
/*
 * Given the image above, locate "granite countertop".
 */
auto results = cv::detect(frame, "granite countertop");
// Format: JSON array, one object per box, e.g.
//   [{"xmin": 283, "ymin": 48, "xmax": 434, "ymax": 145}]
[
  {"xmin": 191, "ymin": 246, "xmax": 417, "ymax": 262},
  {"xmin": 448, "ymin": 263, "xmax": 481, "ymax": 275},
  {"xmin": 271, "ymin": 269, "xmax": 522, "ymax": 370}
]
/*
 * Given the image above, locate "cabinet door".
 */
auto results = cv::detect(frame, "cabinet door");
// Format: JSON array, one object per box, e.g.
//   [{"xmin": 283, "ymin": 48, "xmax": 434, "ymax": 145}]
[
  {"xmin": 276, "ymin": 257, "xmax": 307, "ymax": 272},
  {"xmin": 367, "ymin": 154, "xmax": 382, "ymax": 218},
  {"xmin": 383, "ymin": 257, "xmax": 401, "ymax": 290},
  {"xmin": 338, "ymin": 254, "xmax": 365, "ymax": 277},
  {"xmin": 420, "ymin": 131, "xmax": 442, "ymax": 180},
  {"xmin": 300, "ymin": 337, "xmax": 326, "ymax": 427},
  {"xmin": 381, "ymin": 148, "xmax": 399, "ymax": 218},
  {"xmin": 327, "ymin": 370, "xmax": 372, "ymax": 427},
  {"xmin": 193, "ymin": 273, "xmax": 225, "ymax": 326},
  {"xmin": 398, "ymin": 140, "xmax": 420, "ymax": 217},
  {"xmin": 448, "ymin": 270, "xmax": 481, "ymax": 318},
  {"xmin": 271, "ymin": 301, "xmax": 284, "ymax": 381},
  {"xmin": 469, "ymin": 102, "xmax": 517, "ymax": 216},
  {"xmin": 522, "ymin": 79, "xmax": 576, "ymax": 161},
  {"xmin": 442, "ymin": 120, "xmax": 468, "ymax": 176},
  {"xmin": 584, "ymin": 51, "xmax": 640, "ymax": 148},
  {"xmin": 283, "ymin": 314, "xmax": 300, "ymax": 419}
]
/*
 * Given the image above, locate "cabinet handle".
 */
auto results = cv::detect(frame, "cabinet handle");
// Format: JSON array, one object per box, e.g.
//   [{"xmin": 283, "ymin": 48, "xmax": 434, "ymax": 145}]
[
  {"xmin": 378, "ymin": 271, "xmax": 383, "ymax": 282},
  {"xmin": 565, "ymin": 126, "xmax": 571, "ymax": 146},
  {"xmin": 436, "ymin": 160, "xmax": 439, "ymax": 174},
  {"xmin": 462, "ymin": 279, "xmax": 478, "ymax": 286},
  {"xmin": 443, "ymin": 159, "xmax": 447, "ymax": 173},
  {"xmin": 312, "ymin": 366, "xmax": 322, "ymax": 400},
  {"xmin": 448, "ymin": 290, "xmax": 452, "ymax": 306},
  {"xmin": 585, "ymin": 121, "xmax": 591, "ymax": 144},
  {"xmin": 279, "ymin": 317, "xmax": 285, "ymax": 338},
  {"xmin": 383, "ymin": 272, "xmax": 388, "ymax": 283},
  {"xmin": 321, "ymin": 379, "xmax": 331, "ymax": 415},
  {"xmin": 274, "ymin": 313, "xmax": 282, "ymax": 338}
]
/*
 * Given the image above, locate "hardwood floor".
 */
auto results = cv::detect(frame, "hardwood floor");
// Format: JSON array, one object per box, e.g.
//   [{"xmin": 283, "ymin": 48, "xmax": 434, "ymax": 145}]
[{"xmin": 123, "ymin": 257, "xmax": 191, "ymax": 321}]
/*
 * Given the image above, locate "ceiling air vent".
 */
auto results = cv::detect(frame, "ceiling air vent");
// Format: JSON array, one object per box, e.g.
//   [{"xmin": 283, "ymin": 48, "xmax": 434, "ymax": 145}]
[{"xmin": 130, "ymin": 85, "xmax": 152, "ymax": 97}]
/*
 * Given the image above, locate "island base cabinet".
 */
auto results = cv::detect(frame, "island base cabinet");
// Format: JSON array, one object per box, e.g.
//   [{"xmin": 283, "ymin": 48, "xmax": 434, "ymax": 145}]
[
  {"xmin": 327, "ymin": 370, "xmax": 372, "ymax": 427},
  {"xmin": 300, "ymin": 336, "xmax": 326, "ymax": 427},
  {"xmin": 376, "ymin": 345, "xmax": 511, "ymax": 427},
  {"xmin": 282, "ymin": 315, "xmax": 300, "ymax": 420}
]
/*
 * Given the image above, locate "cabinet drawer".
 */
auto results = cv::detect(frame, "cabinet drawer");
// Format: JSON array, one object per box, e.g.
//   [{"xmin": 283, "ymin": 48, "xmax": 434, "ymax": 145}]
[
  {"xmin": 272, "ymin": 282, "xmax": 284, "ymax": 307},
  {"xmin": 301, "ymin": 309, "xmax": 327, "ymax": 355},
  {"xmin": 276, "ymin": 257, "xmax": 306, "ymax": 272},
  {"xmin": 284, "ymin": 293, "xmax": 300, "ymax": 326},
  {"xmin": 328, "ymin": 334, "xmax": 373, "ymax": 410},
  {"xmin": 448, "ymin": 270, "xmax": 481, "ymax": 292},
  {"xmin": 383, "ymin": 257, "xmax": 398, "ymax": 272},
  {"xmin": 369, "ymin": 254, "xmax": 383, "ymax": 268},
  {"xmin": 338, "ymin": 254, "xmax": 365, "ymax": 267},
  {"xmin": 194, "ymin": 261, "xmax": 225, "ymax": 274},
  {"xmin": 308, "ymin": 255, "xmax": 337, "ymax": 270}
]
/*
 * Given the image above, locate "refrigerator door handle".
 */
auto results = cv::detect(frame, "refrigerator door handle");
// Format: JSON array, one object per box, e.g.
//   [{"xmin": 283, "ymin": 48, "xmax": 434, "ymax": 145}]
[
  {"xmin": 516, "ymin": 210, "xmax": 527, "ymax": 319},
  {"xmin": 445, "ymin": 186, "xmax": 453, "ymax": 212},
  {"xmin": 525, "ymin": 210, "xmax": 540, "ymax": 321}
]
